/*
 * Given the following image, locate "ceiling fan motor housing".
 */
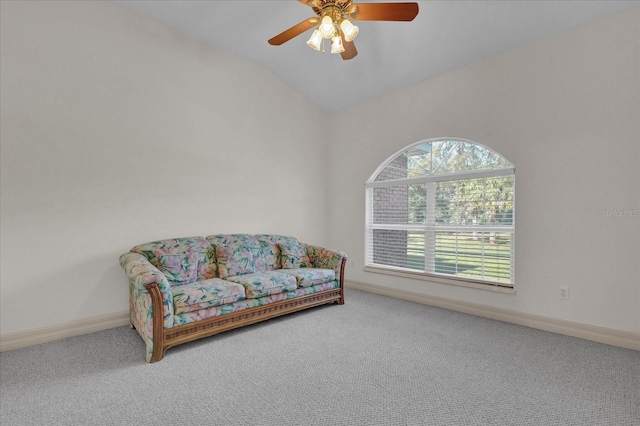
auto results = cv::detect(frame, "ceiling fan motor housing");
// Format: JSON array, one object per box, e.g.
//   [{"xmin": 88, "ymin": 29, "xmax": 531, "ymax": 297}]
[{"xmin": 312, "ymin": 0, "xmax": 358, "ymax": 21}]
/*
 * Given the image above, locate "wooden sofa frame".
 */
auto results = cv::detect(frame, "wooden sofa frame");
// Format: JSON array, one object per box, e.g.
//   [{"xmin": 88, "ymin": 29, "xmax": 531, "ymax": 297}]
[{"xmin": 143, "ymin": 258, "xmax": 346, "ymax": 362}]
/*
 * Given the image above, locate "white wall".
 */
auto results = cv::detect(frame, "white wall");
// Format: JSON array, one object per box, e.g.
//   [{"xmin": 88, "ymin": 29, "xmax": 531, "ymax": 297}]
[
  {"xmin": 329, "ymin": 7, "xmax": 640, "ymax": 334},
  {"xmin": 2, "ymin": 2, "xmax": 638, "ymax": 340},
  {"xmin": 0, "ymin": 1, "xmax": 328, "ymax": 334}
]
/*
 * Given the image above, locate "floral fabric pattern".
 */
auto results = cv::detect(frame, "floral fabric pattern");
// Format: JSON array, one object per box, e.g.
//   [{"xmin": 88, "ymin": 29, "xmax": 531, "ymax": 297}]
[
  {"xmin": 173, "ymin": 280, "xmax": 340, "ymax": 326},
  {"xmin": 120, "ymin": 252, "xmax": 174, "ymax": 330},
  {"xmin": 120, "ymin": 252, "xmax": 174, "ymax": 362},
  {"xmin": 215, "ymin": 243, "xmax": 255, "ymax": 278},
  {"xmin": 172, "ymin": 278, "xmax": 246, "ymax": 314},
  {"xmin": 289, "ymin": 280, "xmax": 338, "ymax": 298},
  {"xmin": 129, "ymin": 283, "xmax": 154, "ymax": 362},
  {"xmin": 278, "ymin": 237, "xmax": 312, "ymax": 269},
  {"xmin": 307, "ymin": 244, "xmax": 348, "ymax": 277},
  {"xmin": 254, "ymin": 234, "xmax": 289, "ymax": 269},
  {"xmin": 207, "ymin": 234, "xmax": 268, "ymax": 271},
  {"xmin": 154, "ymin": 252, "xmax": 198, "ymax": 285},
  {"xmin": 277, "ymin": 268, "xmax": 335, "ymax": 288},
  {"xmin": 131, "ymin": 237, "xmax": 217, "ymax": 282},
  {"xmin": 257, "ymin": 238, "xmax": 279, "ymax": 270},
  {"xmin": 224, "ymin": 271, "xmax": 297, "ymax": 299}
]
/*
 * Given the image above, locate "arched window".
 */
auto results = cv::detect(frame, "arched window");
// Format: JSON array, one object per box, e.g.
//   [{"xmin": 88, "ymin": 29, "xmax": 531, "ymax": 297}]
[{"xmin": 365, "ymin": 138, "xmax": 515, "ymax": 290}]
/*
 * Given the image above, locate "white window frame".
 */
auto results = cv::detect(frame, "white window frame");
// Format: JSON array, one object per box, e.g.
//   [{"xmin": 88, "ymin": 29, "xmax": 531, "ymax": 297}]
[{"xmin": 365, "ymin": 138, "xmax": 515, "ymax": 292}]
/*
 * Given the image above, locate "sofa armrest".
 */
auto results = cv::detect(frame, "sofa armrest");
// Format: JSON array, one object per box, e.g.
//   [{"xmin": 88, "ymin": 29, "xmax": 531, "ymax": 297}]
[
  {"xmin": 119, "ymin": 252, "xmax": 174, "ymax": 330},
  {"xmin": 306, "ymin": 245, "xmax": 348, "ymax": 277}
]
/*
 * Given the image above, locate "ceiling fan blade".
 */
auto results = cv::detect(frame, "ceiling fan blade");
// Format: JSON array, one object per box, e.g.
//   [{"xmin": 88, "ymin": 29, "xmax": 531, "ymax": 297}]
[
  {"xmin": 268, "ymin": 18, "xmax": 319, "ymax": 45},
  {"xmin": 340, "ymin": 30, "xmax": 358, "ymax": 60},
  {"xmin": 352, "ymin": 3, "xmax": 419, "ymax": 21}
]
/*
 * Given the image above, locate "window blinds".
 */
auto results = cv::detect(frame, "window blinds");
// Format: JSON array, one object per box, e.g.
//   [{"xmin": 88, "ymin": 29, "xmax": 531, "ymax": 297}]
[{"xmin": 366, "ymin": 171, "xmax": 514, "ymax": 286}]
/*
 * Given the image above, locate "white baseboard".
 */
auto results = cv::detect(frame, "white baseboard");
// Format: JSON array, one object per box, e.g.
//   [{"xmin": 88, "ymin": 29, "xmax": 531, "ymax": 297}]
[
  {"xmin": 2, "ymin": 284, "xmax": 638, "ymax": 353},
  {"xmin": 346, "ymin": 280, "xmax": 640, "ymax": 351},
  {"xmin": 0, "ymin": 311, "xmax": 130, "ymax": 352}
]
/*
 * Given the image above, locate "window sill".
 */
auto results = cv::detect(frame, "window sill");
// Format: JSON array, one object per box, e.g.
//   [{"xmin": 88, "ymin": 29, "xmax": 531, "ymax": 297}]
[{"xmin": 363, "ymin": 265, "xmax": 516, "ymax": 294}]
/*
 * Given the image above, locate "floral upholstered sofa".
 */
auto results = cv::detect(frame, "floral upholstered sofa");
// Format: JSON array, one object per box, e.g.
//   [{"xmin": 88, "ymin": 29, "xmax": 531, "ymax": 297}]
[{"xmin": 119, "ymin": 234, "xmax": 347, "ymax": 362}]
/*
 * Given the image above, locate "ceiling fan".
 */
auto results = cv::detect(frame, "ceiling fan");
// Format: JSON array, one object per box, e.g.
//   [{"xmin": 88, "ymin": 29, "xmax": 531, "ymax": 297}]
[{"xmin": 268, "ymin": 0, "xmax": 419, "ymax": 60}]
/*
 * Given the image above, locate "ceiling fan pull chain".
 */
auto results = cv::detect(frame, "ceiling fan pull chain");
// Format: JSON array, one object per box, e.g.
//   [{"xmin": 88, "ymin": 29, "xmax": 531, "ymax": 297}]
[{"xmin": 322, "ymin": 38, "xmax": 326, "ymax": 54}]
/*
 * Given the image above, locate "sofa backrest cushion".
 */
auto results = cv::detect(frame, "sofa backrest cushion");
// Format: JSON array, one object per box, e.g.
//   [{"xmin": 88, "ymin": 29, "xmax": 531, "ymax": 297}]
[
  {"xmin": 254, "ymin": 235, "xmax": 281, "ymax": 270},
  {"xmin": 206, "ymin": 234, "xmax": 264, "ymax": 278},
  {"xmin": 257, "ymin": 239, "xmax": 279, "ymax": 270},
  {"xmin": 276, "ymin": 236, "xmax": 312, "ymax": 269},
  {"xmin": 215, "ymin": 243, "xmax": 255, "ymax": 278},
  {"xmin": 155, "ymin": 252, "xmax": 198, "ymax": 285},
  {"xmin": 254, "ymin": 235, "xmax": 313, "ymax": 269},
  {"xmin": 130, "ymin": 236, "xmax": 216, "ymax": 285},
  {"xmin": 206, "ymin": 234, "xmax": 312, "ymax": 274}
]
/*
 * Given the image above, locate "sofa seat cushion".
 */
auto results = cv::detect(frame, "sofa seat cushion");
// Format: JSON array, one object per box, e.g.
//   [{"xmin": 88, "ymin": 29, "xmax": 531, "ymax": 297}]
[
  {"xmin": 224, "ymin": 271, "xmax": 297, "ymax": 299},
  {"xmin": 276, "ymin": 268, "xmax": 336, "ymax": 288},
  {"xmin": 172, "ymin": 278, "xmax": 246, "ymax": 314}
]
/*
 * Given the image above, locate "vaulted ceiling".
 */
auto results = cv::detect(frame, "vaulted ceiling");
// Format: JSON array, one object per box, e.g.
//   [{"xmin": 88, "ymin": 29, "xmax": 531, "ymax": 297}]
[{"xmin": 118, "ymin": 0, "xmax": 638, "ymax": 112}]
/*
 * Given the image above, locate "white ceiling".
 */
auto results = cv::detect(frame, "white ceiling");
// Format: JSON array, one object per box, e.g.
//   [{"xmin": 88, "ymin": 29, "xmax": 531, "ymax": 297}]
[{"xmin": 118, "ymin": 0, "xmax": 638, "ymax": 112}]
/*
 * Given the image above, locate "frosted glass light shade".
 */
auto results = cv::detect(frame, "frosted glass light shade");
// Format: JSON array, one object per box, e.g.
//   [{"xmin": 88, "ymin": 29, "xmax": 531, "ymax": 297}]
[
  {"xmin": 319, "ymin": 15, "xmax": 335, "ymax": 38},
  {"xmin": 306, "ymin": 29, "xmax": 322, "ymax": 51},
  {"xmin": 340, "ymin": 19, "xmax": 359, "ymax": 42},
  {"xmin": 331, "ymin": 36, "xmax": 345, "ymax": 54}
]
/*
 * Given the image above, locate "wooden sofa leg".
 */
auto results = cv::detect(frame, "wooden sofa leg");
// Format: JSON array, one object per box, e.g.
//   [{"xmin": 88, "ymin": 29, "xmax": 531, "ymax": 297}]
[{"xmin": 149, "ymin": 346, "xmax": 165, "ymax": 363}]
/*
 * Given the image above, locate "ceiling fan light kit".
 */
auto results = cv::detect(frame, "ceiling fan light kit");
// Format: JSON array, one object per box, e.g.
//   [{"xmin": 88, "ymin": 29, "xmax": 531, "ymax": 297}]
[
  {"xmin": 340, "ymin": 19, "xmax": 359, "ymax": 42},
  {"xmin": 268, "ymin": 0, "xmax": 419, "ymax": 60},
  {"xmin": 306, "ymin": 29, "xmax": 324, "ymax": 51},
  {"xmin": 331, "ymin": 35, "xmax": 345, "ymax": 53},
  {"xmin": 319, "ymin": 14, "xmax": 338, "ymax": 38}
]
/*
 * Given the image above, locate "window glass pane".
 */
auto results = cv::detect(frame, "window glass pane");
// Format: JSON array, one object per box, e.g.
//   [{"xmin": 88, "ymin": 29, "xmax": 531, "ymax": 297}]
[
  {"xmin": 435, "ymin": 176, "xmax": 513, "ymax": 225},
  {"xmin": 407, "ymin": 231, "xmax": 425, "ymax": 270},
  {"xmin": 408, "ymin": 183, "xmax": 426, "ymax": 224},
  {"xmin": 484, "ymin": 176, "xmax": 514, "ymax": 225},
  {"xmin": 406, "ymin": 144, "xmax": 432, "ymax": 177},
  {"xmin": 374, "ymin": 155, "xmax": 407, "ymax": 182},
  {"xmin": 431, "ymin": 140, "xmax": 463, "ymax": 174},
  {"xmin": 373, "ymin": 184, "xmax": 426, "ymax": 225},
  {"xmin": 373, "ymin": 140, "xmax": 513, "ymax": 182},
  {"xmin": 434, "ymin": 232, "xmax": 512, "ymax": 283},
  {"xmin": 429, "ymin": 140, "xmax": 513, "ymax": 174},
  {"xmin": 373, "ymin": 186, "xmax": 408, "ymax": 224},
  {"xmin": 370, "ymin": 230, "xmax": 424, "ymax": 271}
]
